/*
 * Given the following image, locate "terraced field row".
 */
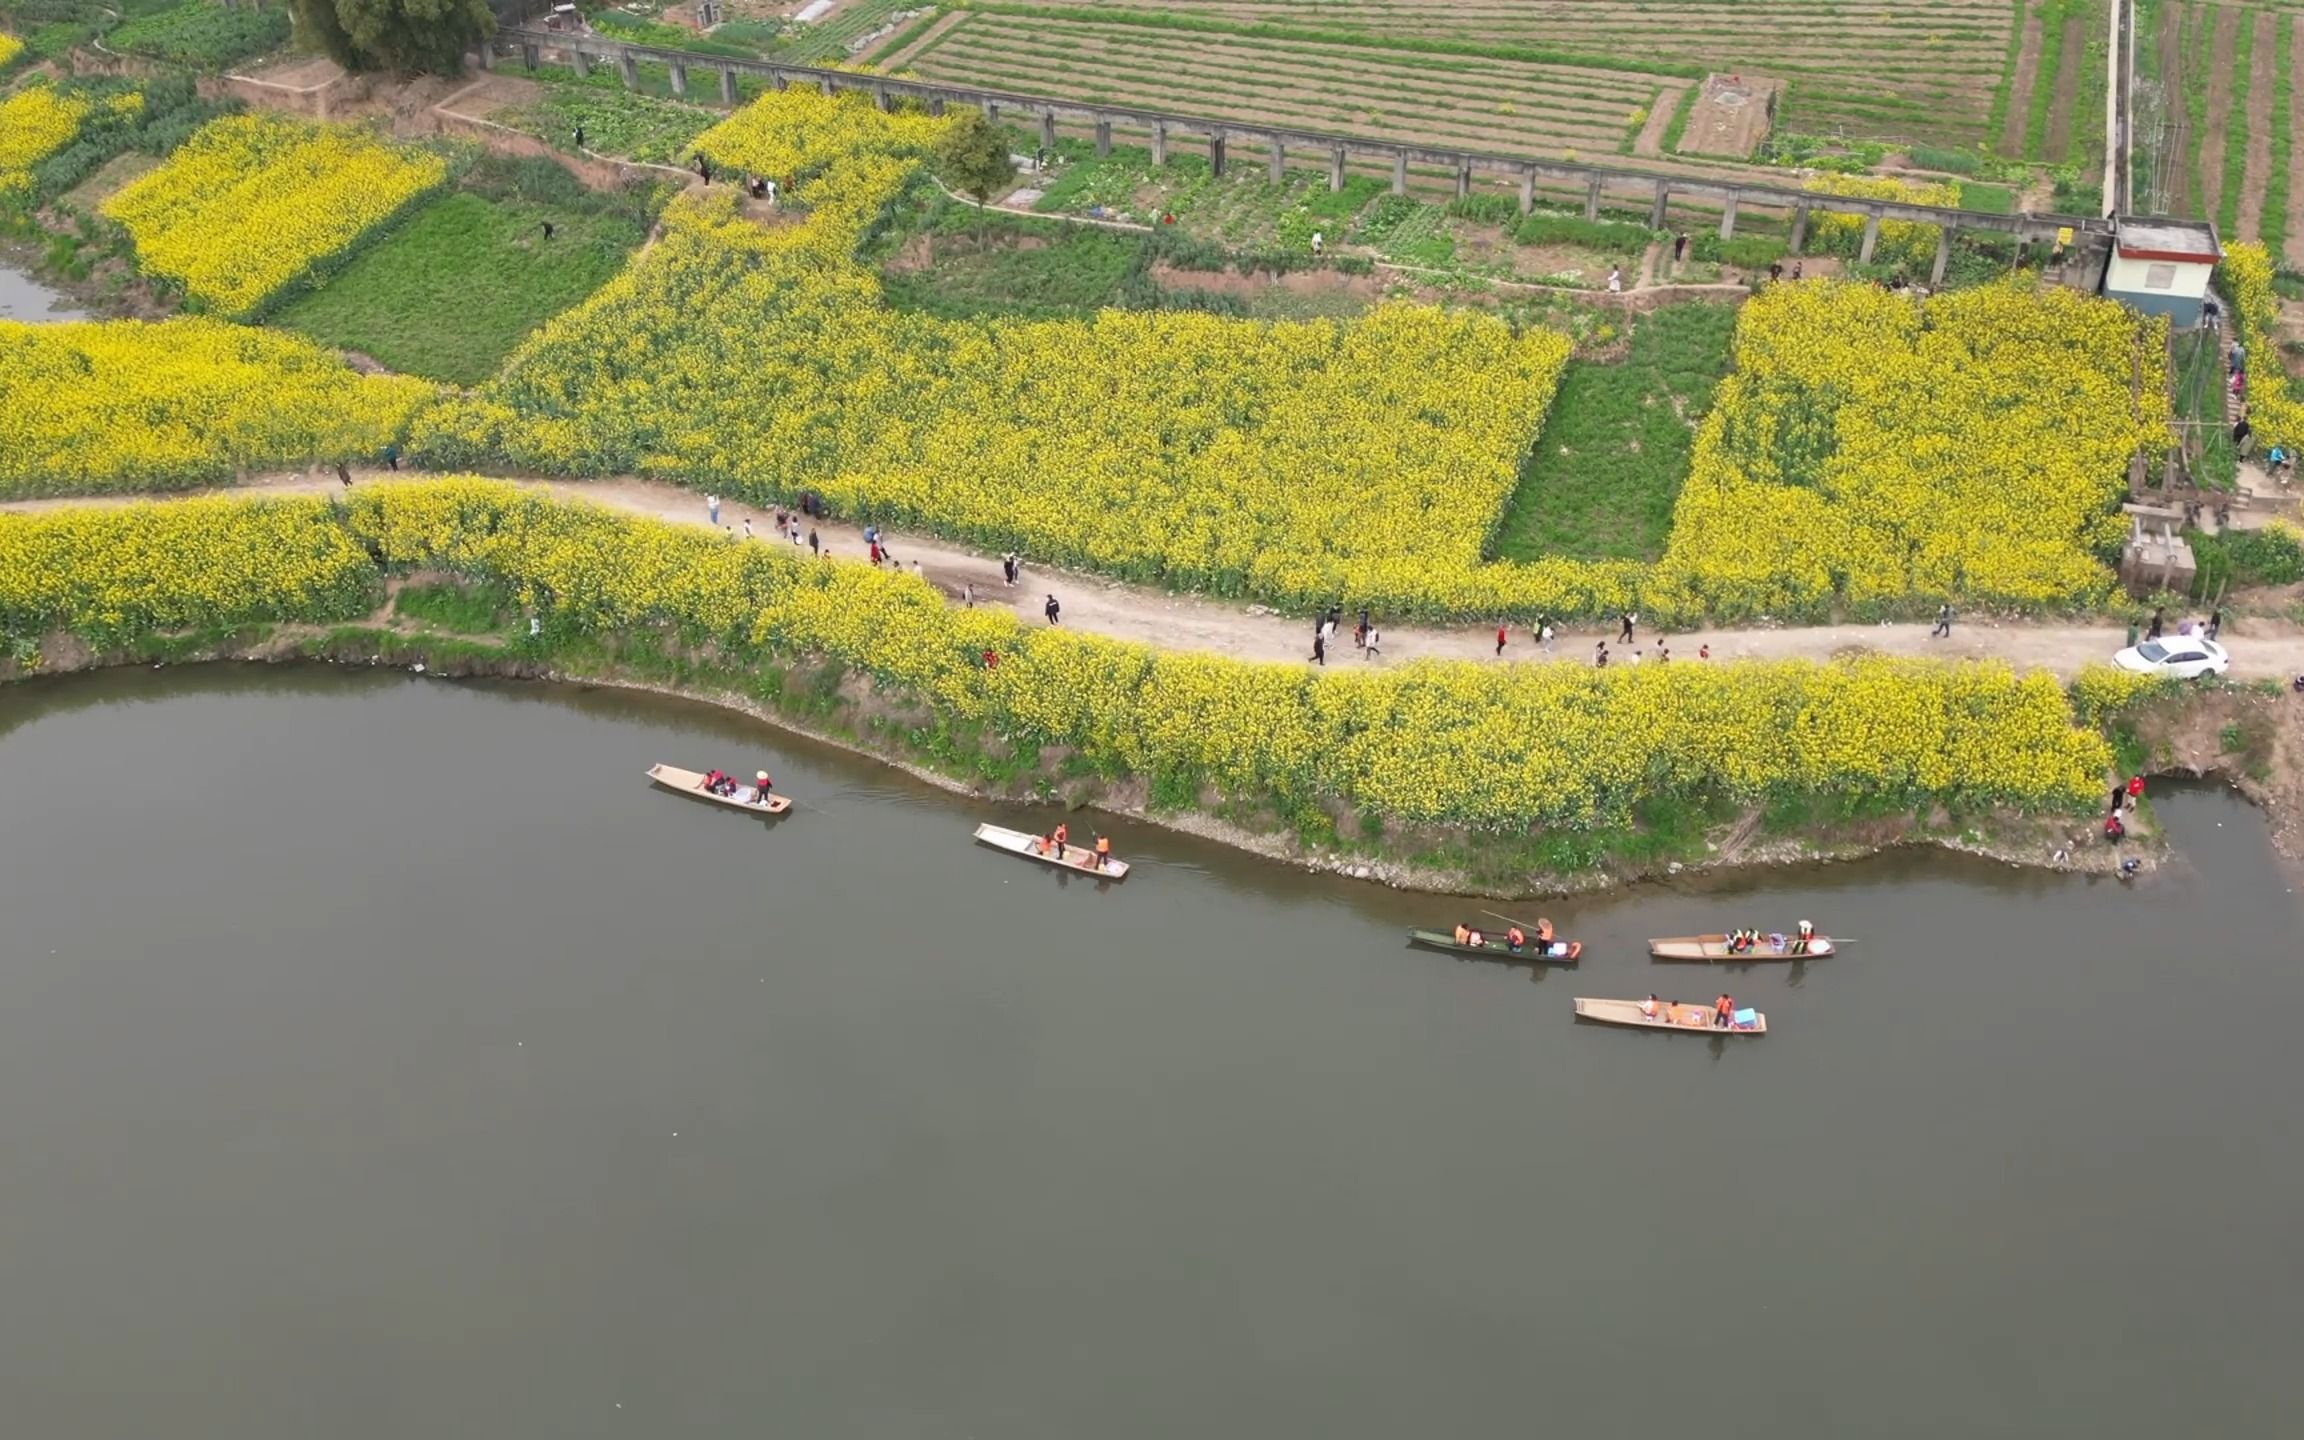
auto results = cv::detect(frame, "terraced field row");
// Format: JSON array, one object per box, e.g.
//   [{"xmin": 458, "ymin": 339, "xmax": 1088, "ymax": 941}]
[
  {"xmin": 2137, "ymin": 0, "xmax": 2300, "ymax": 258},
  {"xmin": 910, "ymin": 14, "xmax": 1673, "ymax": 159},
  {"xmin": 963, "ymin": 0, "xmax": 2018, "ymax": 143}
]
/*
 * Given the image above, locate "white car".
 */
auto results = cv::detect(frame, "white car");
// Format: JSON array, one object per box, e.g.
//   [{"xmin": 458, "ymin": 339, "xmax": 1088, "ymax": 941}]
[{"xmin": 2112, "ymin": 636, "xmax": 2229, "ymax": 679}]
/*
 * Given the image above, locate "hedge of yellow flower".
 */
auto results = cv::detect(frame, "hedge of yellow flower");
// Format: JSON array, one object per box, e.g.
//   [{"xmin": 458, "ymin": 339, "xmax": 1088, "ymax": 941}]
[
  {"xmin": 102, "ymin": 112, "xmax": 449, "ymax": 319},
  {"xmin": 0, "ymin": 83, "xmax": 92, "ymax": 202},
  {"xmin": 0, "ymin": 318, "xmax": 435, "ymax": 498},
  {"xmin": 1801, "ymin": 174, "xmax": 1963, "ymax": 271},
  {"xmin": 4, "ymin": 479, "xmax": 2112, "ymax": 831},
  {"xmin": 414, "ymin": 188, "xmax": 1576, "ymax": 616},
  {"xmin": 1650, "ymin": 280, "xmax": 2167, "ymax": 618},
  {"xmin": 0, "ymin": 494, "xmax": 378, "ymax": 647},
  {"xmin": 0, "ymin": 32, "xmax": 25, "ymax": 71},
  {"xmin": 2220, "ymin": 242, "xmax": 2301, "ymax": 453}
]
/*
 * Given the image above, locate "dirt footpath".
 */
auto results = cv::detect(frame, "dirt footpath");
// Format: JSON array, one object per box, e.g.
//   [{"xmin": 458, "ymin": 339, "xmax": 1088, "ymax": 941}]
[{"xmin": 15, "ymin": 469, "xmax": 2304, "ymax": 682}]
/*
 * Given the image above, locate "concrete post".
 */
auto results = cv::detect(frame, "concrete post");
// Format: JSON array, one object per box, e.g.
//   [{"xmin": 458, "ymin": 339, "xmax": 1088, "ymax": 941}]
[
  {"xmin": 1039, "ymin": 110, "xmax": 1056, "ymax": 151},
  {"xmin": 1931, "ymin": 227, "xmax": 1952, "ymax": 286},
  {"xmin": 873, "ymin": 83, "xmax": 892, "ymax": 113},
  {"xmin": 1209, "ymin": 132, "xmax": 1226, "ymax": 177},
  {"xmin": 571, "ymin": 49, "xmax": 590, "ymax": 79},
  {"xmin": 1392, "ymin": 149, "xmax": 1407, "ymax": 196},
  {"xmin": 1858, "ymin": 210, "xmax": 1882, "ymax": 264},
  {"xmin": 1329, "ymin": 146, "xmax": 1347, "ymax": 192},
  {"xmin": 769, "ymin": 70, "xmax": 788, "ymax": 93},
  {"xmin": 929, "ymin": 96, "xmax": 944, "ymax": 117},
  {"xmin": 619, "ymin": 54, "xmax": 639, "ymax": 90},
  {"xmin": 669, "ymin": 61, "xmax": 688, "ymax": 98},
  {"xmin": 1268, "ymin": 137, "xmax": 1285, "ymax": 184},
  {"xmin": 720, "ymin": 67, "xmax": 738, "ymax": 105},
  {"xmin": 1584, "ymin": 176, "xmax": 1602, "ymax": 221},
  {"xmin": 477, "ymin": 40, "xmax": 493, "ymax": 72},
  {"xmin": 1095, "ymin": 119, "xmax": 1111, "ymax": 157},
  {"xmin": 1718, "ymin": 192, "xmax": 1738, "ymax": 240},
  {"xmin": 521, "ymin": 43, "xmax": 539, "ymax": 72},
  {"xmin": 1151, "ymin": 122, "xmax": 1167, "ymax": 167},
  {"xmin": 1454, "ymin": 157, "xmax": 1470, "ymax": 199},
  {"xmin": 982, "ymin": 100, "xmax": 996, "ymax": 121},
  {"xmin": 1519, "ymin": 165, "xmax": 1535, "ymax": 215},
  {"xmin": 818, "ymin": 76, "xmax": 835, "ymax": 98},
  {"xmin": 1789, "ymin": 203, "xmax": 1809, "ymax": 253},
  {"xmin": 1648, "ymin": 178, "xmax": 1668, "ymax": 229}
]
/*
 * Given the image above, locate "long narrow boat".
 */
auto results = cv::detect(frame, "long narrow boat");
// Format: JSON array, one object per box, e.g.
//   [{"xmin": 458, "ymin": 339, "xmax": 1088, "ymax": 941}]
[
  {"xmin": 1406, "ymin": 929, "xmax": 1582, "ymax": 963},
  {"xmin": 1574, "ymin": 997, "xmax": 1768, "ymax": 1034},
  {"xmin": 1648, "ymin": 932, "xmax": 1832, "ymax": 961},
  {"xmin": 646, "ymin": 763, "xmax": 793, "ymax": 815},
  {"xmin": 973, "ymin": 822, "xmax": 1130, "ymax": 879}
]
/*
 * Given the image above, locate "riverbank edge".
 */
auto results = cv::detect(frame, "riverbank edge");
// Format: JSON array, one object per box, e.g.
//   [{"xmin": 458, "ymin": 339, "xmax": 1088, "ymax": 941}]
[{"xmin": 2, "ymin": 624, "xmax": 2177, "ymax": 898}]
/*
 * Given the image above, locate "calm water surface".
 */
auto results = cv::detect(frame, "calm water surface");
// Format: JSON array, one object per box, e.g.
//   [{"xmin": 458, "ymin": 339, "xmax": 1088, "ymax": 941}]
[
  {"xmin": 0, "ymin": 666, "xmax": 2298, "ymax": 1438},
  {"xmin": 0, "ymin": 260, "xmax": 86, "ymax": 322}
]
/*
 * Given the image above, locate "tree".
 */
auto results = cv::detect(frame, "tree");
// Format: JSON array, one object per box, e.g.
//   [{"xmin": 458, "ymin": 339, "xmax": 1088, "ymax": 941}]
[
  {"xmin": 937, "ymin": 111, "xmax": 1015, "ymax": 232},
  {"xmin": 290, "ymin": 0, "xmax": 494, "ymax": 76}
]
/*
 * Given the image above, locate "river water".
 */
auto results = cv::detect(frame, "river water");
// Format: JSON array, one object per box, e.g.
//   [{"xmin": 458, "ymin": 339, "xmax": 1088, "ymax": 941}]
[
  {"xmin": 0, "ymin": 260, "xmax": 86, "ymax": 322},
  {"xmin": 0, "ymin": 665, "xmax": 2297, "ymax": 1438}
]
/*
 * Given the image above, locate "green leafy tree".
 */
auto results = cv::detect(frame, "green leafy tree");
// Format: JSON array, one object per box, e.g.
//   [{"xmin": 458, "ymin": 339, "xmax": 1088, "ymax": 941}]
[
  {"xmin": 290, "ymin": 0, "xmax": 494, "ymax": 76},
  {"xmin": 937, "ymin": 111, "xmax": 1015, "ymax": 232}
]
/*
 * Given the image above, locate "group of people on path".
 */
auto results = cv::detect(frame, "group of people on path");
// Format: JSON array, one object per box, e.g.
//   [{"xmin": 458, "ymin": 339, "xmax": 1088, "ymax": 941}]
[
  {"xmin": 2105, "ymin": 774, "xmax": 2144, "ymax": 843},
  {"xmin": 2137, "ymin": 606, "xmax": 2221, "ymax": 644},
  {"xmin": 1309, "ymin": 605, "xmax": 1381, "ymax": 665}
]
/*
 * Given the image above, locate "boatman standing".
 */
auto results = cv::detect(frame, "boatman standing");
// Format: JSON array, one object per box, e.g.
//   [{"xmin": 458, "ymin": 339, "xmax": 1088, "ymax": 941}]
[
  {"xmin": 1714, "ymin": 993, "xmax": 1735, "ymax": 1030},
  {"xmin": 753, "ymin": 770, "xmax": 774, "ymax": 805}
]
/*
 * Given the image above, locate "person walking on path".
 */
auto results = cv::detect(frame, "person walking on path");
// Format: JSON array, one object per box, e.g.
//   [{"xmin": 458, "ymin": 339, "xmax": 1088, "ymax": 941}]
[
  {"xmin": 381, "ymin": 443, "xmax": 399, "ymax": 472},
  {"xmin": 742, "ymin": 517, "xmax": 753, "ymax": 540},
  {"xmin": 1363, "ymin": 625, "xmax": 1381, "ymax": 660},
  {"xmin": 1003, "ymin": 552, "xmax": 1019, "ymax": 586},
  {"xmin": 2125, "ymin": 774, "xmax": 2144, "ymax": 813},
  {"xmin": 1495, "ymin": 623, "xmax": 1508, "ymax": 657},
  {"xmin": 1930, "ymin": 603, "xmax": 1952, "ymax": 639},
  {"xmin": 962, "ymin": 581, "xmax": 975, "ymax": 608},
  {"xmin": 1538, "ymin": 618, "xmax": 1554, "ymax": 654},
  {"xmin": 1044, "ymin": 594, "xmax": 1061, "ymax": 626},
  {"xmin": 574, "ymin": 124, "xmax": 586, "ymax": 151},
  {"xmin": 2207, "ymin": 608, "xmax": 2222, "ymax": 641},
  {"xmin": 1594, "ymin": 641, "xmax": 1609, "ymax": 668},
  {"xmin": 2147, "ymin": 607, "xmax": 2164, "ymax": 642},
  {"xmin": 707, "ymin": 494, "xmax": 719, "ymax": 526},
  {"xmin": 1618, "ymin": 612, "xmax": 1636, "ymax": 644},
  {"xmin": 1673, "ymin": 232, "xmax": 1688, "ymax": 264},
  {"xmin": 697, "ymin": 154, "xmax": 713, "ymax": 187},
  {"xmin": 1311, "ymin": 632, "xmax": 1327, "ymax": 666},
  {"xmin": 1607, "ymin": 266, "xmax": 1623, "ymax": 294},
  {"xmin": 336, "ymin": 462, "xmax": 353, "ymax": 488},
  {"xmin": 807, "ymin": 528, "xmax": 819, "ymax": 556},
  {"xmin": 789, "ymin": 521, "xmax": 803, "ymax": 548}
]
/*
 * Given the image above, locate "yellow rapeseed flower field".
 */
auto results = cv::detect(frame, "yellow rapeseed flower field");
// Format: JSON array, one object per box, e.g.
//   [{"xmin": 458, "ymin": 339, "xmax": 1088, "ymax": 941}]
[
  {"xmin": 102, "ymin": 112, "xmax": 449, "ymax": 319},
  {"xmin": 0, "ymin": 83, "xmax": 91, "ymax": 201},
  {"xmin": 9, "ymin": 479, "xmax": 2112, "ymax": 829},
  {"xmin": 0, "ymin": 318, "xmax": 435, "ymax": 498},
  {"xmin": 0, "ymin": 31, "xmax": 27, "ymax": 71},
  {"xmin": 409, "ymin": 88, "xmax": 2160, "ymax": 624},
  {"xmin": 2221, "ymin": 243, "xmax": 2301, "ymax": 453},
  {"xmin": 1801, "ymin": 173, "xmax": 1963, "ymax": 271}
]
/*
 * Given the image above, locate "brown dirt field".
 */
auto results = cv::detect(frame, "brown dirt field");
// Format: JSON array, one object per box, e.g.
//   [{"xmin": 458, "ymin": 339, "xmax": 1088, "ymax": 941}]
[
  {"xmin": 2289, "ymin": 17, "xmax": 2304, "ymax": 265},
  {"xmin": 2044, "ymin": 12, "xmax": 2088, "ymax": 162},
  {"xmin": 2197, "ymin": 6, "xmax": 2238, "ymax": 227},
  {"xmin": 2002, "ymin": 11, "xmax": 2044, "ymax": 156},
  {"xmin": 240, "ymin": 54, "xmax": 344, "ymax": 89},
  {"xmin": 435, "ymin": 73, "xmax": 548, "ymax": 122},
  {"xmin": 2159, "ymin": 0, "xmax": 2188, "ymax": 215},
  {"xmin": 1678, "ymin": 73, "xmax": 1778, "ymax": 159},
  {"xmin": 1147, "ymin": 262, "xmax": 1384, "ymax": 303},
  {"xmin": 2237, "ymin": 9, "xmax": 2278, "ymax": 242}
]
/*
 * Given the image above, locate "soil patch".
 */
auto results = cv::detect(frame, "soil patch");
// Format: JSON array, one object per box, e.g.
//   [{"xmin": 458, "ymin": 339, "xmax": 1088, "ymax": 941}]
[
  {"xmin": 878, "ymin": 9, "xmax": 969, "ymax": 68},
  {"xmin": 2160, "ymin": 0, "xmax": 2189, "ymax": 215},
  {"xmin": 2002, "ymin": 13, "xmax": 2044, "ymax": 156},
  {"xmin": 2044, "ymin": 13, "xmax": 2089, "ymax": 162},
  {"xmin": 1147, "ymin": 262, "xmax": 1383, "ymax": 303},
  {"xmin": 2196, "ymin": 6, "xmax": 2239, "ymax": 225},
  {"xmin": 2289, "ymin": 17, "xmax": 2304, "ymax": 266},
  {"xmin": 1633, "ymin": 82, "xmax": 1686, "ymax": 157},
  {"xmin": 1674, "ymin": 73, "xmax": 1778, "ymax": 159},
  {"xmin": 2237, "ymin": 9, "xmax": 2278, "ymax": 241}
]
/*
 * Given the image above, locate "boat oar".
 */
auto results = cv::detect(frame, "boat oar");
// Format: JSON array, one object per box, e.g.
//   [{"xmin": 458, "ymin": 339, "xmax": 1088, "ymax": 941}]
[{"xmin": 1481, "ymin": 909, "xmax": 1540, "ymax": 930}]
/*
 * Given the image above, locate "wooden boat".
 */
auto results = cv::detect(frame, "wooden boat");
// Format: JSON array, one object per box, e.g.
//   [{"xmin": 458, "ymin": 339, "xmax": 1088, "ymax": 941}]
[
  {"xmin": 1574, "ymin": 997, "xmax": 1768, "ymax": 1034},
  {"xmin": 973, "ymin": 822, "xmax": 1129, "ymax": 879},
  {"xmin": 1406, "ymin": 929, "xmax": 1581, "ymax": 962},
  {"xmin": 646, "ymin": 763, "xmax": 793, "ymax": 815},
  {"xmin": 1648, "ymin": 932, "xmax": 1832, "ymax": 961}
]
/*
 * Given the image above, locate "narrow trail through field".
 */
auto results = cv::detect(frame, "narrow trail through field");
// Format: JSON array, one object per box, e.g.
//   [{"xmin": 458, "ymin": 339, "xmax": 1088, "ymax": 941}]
[
  {"xmin": 2045, "ymin": 13, "xmax": 2089, "ymax": 161},
  {"xmin": 2287, "ymin": 16, "xmax": 2304, "ymax": 266},
  {"xmin": 15, "ymin": 471, "xmax": 2304, "ymax": 682},
  {"xmin": 2003, "ymin": 11, "xmax": 2045, "ymax": 157}
]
